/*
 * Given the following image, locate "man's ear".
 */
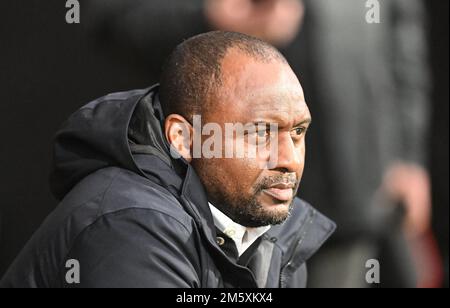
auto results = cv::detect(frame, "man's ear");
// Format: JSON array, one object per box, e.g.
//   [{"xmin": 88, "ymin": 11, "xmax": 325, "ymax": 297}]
[{"xmin": 164, "ymin": 114, "xmax": 193, "ymax": 162}]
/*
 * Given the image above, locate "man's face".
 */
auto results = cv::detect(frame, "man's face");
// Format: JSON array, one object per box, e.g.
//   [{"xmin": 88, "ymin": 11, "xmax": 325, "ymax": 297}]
[{"xmin": 192, "ymin": 49, "xmax": 311, "ymax": 227}]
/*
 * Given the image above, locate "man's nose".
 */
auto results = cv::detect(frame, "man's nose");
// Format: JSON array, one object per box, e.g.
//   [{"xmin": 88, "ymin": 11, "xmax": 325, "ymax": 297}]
[{"xmin": 271, "ymin": 133, "xmax": 302, "ymax": 173}]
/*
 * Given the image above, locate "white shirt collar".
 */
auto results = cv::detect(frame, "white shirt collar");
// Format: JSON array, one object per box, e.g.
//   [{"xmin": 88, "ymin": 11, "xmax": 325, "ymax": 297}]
[{"xmin": 208, "ymin": 202, "xmax": 271, "ymax": 256}]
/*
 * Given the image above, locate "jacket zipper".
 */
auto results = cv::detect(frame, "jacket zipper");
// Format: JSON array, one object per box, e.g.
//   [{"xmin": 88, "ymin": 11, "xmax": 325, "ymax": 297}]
[{"xmin": 279, "ymin": 209, "xmax": 316, "ymax": 287}]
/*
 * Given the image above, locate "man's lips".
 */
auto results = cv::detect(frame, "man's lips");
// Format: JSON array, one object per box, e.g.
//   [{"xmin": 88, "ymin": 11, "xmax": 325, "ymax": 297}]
[{"xmin": 262, "ymin": 183, "xmax": 294, "ymax": 202}]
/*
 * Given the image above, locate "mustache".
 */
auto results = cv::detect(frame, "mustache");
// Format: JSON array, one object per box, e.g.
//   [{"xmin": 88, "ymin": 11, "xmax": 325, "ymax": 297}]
[{"xmin": 254, "ymin": 173, "xmax": 298, "ymax": 192}]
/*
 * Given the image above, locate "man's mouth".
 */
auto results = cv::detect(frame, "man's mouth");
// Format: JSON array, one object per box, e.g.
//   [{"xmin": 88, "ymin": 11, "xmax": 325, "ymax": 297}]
[{"xmin": 262, "ymin": 183, "xmax": 294, "ymax": 202}]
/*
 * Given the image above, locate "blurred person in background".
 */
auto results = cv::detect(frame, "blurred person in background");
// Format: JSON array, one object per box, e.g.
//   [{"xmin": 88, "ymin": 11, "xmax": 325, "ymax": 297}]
[
  {"xmin": 296, "ymin": 0, "xmax": 441, "ymax": 288},
  {"xmin": 85, "ymin": 0, "xmax": 442, "ymax": 287}
]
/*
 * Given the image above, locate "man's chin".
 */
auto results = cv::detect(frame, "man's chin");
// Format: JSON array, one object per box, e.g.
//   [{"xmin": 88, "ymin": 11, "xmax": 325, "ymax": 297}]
[
  {"xmin": 263, "ymin": 202, "xmax": 291, "ymax": 221},
  {"xmin": 216, "ymin": 192, "xmax": 294, "ymax": 227},
  {"xmin": 253, "ymin": 196, "xmax": 293, "ymax": 226}
]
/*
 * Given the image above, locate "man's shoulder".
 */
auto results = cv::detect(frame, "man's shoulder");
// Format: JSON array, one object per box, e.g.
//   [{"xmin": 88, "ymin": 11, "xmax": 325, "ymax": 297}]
[
  {"xmin": 65, "ymin": 166, "xmax": 189, "ymax": 221},
  {"xmin": 0, "ymin": 166, "xmax": 197, "ymax": 288},
  {"xmin": 47, "ymin": 166, "xmax": 195, "ymax": 251}
]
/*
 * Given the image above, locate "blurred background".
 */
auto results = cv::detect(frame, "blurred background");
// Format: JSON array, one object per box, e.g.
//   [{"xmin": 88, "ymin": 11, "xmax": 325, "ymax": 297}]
[{"xmin": 0, "ymin": 0, "xmax": 448, "ymax": 288}]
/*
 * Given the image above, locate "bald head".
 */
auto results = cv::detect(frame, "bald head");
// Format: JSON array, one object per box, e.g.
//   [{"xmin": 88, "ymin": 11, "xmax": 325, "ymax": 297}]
[{"xmin": 159, "ymin": 31, "xmax": 287, "ymax": 121}]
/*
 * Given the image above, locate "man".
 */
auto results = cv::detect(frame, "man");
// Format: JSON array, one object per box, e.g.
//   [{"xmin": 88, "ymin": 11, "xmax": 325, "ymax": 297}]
[{"xmin": 0, "ymin": 31, "xmax": 335, "ymax": 288}]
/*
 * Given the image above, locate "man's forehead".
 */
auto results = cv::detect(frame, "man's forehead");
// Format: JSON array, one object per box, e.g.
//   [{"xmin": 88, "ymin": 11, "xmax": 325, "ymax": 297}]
[
  {"xmin": 212, "ymin": 88, "xmax": 310, "ymax": 127},
  {"xmin": 211, "ymin": 50, "xmax": 309, "ymax": 123},
  {"xmin": 243, "ymin": 88, "xmax": 305, "ymax": 113},
  {"xmin": 247, "ymin": 100, "xmax": 310, "ymax": 127},
  {"xmin": 243, "ymin": 86, "xmax": 305, "ymax": 106}
]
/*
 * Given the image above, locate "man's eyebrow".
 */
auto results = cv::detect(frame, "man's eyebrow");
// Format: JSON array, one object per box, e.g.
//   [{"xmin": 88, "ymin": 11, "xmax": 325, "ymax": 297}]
[
  {"xmin": 251, "ymin": 117, "xmax": 312, "ymax": 126},
  {"xmin": 293, "ymin": 118, "xmax": 312, "ymax": 127},
  {"xmin": 249, "ymin": 118, "xmax": 312, "ymax": 130}
]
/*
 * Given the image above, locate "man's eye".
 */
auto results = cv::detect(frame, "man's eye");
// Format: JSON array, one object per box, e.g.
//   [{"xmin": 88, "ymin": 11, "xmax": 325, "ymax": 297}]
[{"xmin": 292, "ymin": 127, "xmax": 306, "ymax": 137}]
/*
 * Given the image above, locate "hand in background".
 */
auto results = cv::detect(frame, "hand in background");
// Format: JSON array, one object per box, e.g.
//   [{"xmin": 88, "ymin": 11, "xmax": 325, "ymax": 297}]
[
  {"xmin": 383, "ymin": 162, "xmax": 442, "ymax": 288},
  {"xmin": 383, "ymin": 162, "xmax": 432, "ymax": 237}
]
